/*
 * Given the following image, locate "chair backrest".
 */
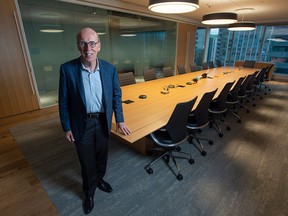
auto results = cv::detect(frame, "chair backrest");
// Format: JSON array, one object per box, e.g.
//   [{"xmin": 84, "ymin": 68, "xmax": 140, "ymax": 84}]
[
  {"xmin": 143, "ymin": 68, "xmax": 157, "ymax": 82},
  {"xmin": 162, "ymin": 67, "xmax": 174, "ymax": 78},
  {"xmin": 239, "ymin": 74, "xmax": 252, "ymax": 96},
  {"xmin": 209, "ymin": 61, "xmax": 215, "ymax": 68},
  {"xmin": 254, "ymin": 67, "xmax": 267, "ymax": 85},
  {"xmin": 216, "ymin": 60, "xmax": 222, "ymax": 67},
  {"xmin": 190, "ymin": 64, "xmax": 199, "ymax": 72},
  {"xmin": 165, "ymin": 96, "xmax": 198, "ymax": 143},
  {"xmin": 227, "ymin": 76, "xmax": 246, "ymax": 102},
  {"xmin": 202, "ymin": 62, "xmax": 209, "ymax": 70},
  {"xmin": 118, "ymin": 72, "xmax": 136, "ymax": 86},
  {"xmin": 190, "ymin": 89, "xmax": 217, "ymax": 126},
  {"xmin": 177, "ymin": 65, "xmax": 186, "ymax": 74},
  {"xmin": 243, "ymin": 60, "xmax": 256, "ymax": 68},
  {"xmin": 246, "ymin": 71, "xmax": 258, "ymax": 91},
  {"xmin": 211, "ymin": 81, "xmax": 235, "ymax": 111}
]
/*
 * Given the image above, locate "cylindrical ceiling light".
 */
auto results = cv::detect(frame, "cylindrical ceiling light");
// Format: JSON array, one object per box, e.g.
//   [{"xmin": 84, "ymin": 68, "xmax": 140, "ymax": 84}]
[
  {"xmin": 148, "ymin": 0, "xmax": 199, "ymax": 14},
  {"xmin": 228, "ymin": 22, "xmax": 256, "ymax": 31},
  {"xmin": 202, "ymin": 12, "xmax": 238, "ymax": 25}
]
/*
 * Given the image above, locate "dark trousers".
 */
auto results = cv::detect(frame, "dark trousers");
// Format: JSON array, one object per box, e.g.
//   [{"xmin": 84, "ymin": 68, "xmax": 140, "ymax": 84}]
[{"xmin": 75, "ymin": 116, "xmax": 109, "ymax": 197}]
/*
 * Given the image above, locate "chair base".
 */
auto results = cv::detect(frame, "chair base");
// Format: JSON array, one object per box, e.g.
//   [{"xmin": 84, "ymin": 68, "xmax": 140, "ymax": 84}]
[
  {"xmin": 187, "ymin": 132, "xmax": 213, "ymax": 156},
  {"xmin": 209, "ymin": 118, "xmax": 231, "ymax": 137},
  {"xmin": 226, "ymin": 101, "xmax": 242, "ymax": 123},
  {"xmin": 144, "ymin": 147, "xmax": 194, "ymax": 180}
]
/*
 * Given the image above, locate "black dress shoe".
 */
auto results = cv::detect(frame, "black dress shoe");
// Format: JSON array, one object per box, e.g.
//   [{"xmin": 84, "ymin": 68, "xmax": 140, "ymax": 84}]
[
  {"xmin": 97, "ymin": 179, "xmax": 113, "ymax": 193},
  {"xmin": 83, "ymin": 195, "xmax": 94, "ymax": 214}
]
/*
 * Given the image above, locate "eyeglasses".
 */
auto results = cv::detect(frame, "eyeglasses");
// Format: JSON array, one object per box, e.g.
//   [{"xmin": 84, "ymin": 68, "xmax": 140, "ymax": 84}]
[{"xmin": 78, "ymin": 41, "xmax": 99, "ymax": 48}]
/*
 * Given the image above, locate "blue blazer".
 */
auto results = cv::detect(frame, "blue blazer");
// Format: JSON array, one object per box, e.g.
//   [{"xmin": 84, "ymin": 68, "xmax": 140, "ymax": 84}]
[{"xmin": 58, "ymin": 57, "xmax": 124, "ymax": 141}]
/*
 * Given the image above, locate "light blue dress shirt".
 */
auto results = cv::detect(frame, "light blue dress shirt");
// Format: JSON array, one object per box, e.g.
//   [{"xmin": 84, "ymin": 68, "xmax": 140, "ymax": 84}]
[{"xmin": 81, "ymin": 59, "xmax": 104, "ymax": 113}]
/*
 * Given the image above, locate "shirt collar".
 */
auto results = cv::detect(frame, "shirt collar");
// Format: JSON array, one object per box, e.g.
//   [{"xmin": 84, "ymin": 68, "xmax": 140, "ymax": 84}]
[{"xmin": 81, "ymin": 58, "xmax": 99, "ymax": 73}]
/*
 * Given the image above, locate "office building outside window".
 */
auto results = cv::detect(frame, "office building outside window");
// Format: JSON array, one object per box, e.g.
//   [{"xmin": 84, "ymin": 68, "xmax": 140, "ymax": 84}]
[{"xmin": 203, "ymin": 26, "xmax": 288, "ymax": 75}]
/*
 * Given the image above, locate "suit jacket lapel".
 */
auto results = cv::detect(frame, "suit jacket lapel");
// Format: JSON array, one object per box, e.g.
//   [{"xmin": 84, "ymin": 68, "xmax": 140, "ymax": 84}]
[
  {"xmin": 99, "ymin": 60, "xmax": 108, "ymax": 110},
  {"xmin": 74, "ymin": 58, "xmax": 86, "ymax": 107}
]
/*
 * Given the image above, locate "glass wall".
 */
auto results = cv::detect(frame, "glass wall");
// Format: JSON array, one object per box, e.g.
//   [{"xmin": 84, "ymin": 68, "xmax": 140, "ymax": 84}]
[
  {"xmin": 203, "ymin": 25, "xmax": 288, "ymax": 74},
  {"xmin": 260, "ymin": 26, "xmax": 288, "ymax": 74},
  {"xmin": 18, "ymin": 0, "xmax": 176, "ymax": 107},
  {"xmin": 194, "ymin": 28, "xmax": 206, "ymax": 67}
]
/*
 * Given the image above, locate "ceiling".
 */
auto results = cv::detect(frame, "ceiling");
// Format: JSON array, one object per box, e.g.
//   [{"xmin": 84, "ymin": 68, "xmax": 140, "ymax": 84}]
[
  {"xmin": 19, "ymin": 0, "xmax": 288, "ymax": 32},
  {"xmin": 121, "ymin": 0, "xmax": 288, "ymax": 25}
]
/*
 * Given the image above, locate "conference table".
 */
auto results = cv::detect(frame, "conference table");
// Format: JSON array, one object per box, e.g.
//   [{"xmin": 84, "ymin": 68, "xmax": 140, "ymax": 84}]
[{"xmin": 111, "ymin": 66, "xmax": 258, "ymax": 154}]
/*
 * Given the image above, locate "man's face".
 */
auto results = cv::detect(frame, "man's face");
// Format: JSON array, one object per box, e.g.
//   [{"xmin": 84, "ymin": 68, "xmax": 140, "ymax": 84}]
[{"xmin": 77, "ymin": 29, "xmax": 101, "ymax": 65}]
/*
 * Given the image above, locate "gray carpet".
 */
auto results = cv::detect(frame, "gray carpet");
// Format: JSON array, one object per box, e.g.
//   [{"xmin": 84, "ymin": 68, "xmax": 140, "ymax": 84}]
[{"xmin": 10, "ymin": 83, "xmax": 288, "ymax": 216}]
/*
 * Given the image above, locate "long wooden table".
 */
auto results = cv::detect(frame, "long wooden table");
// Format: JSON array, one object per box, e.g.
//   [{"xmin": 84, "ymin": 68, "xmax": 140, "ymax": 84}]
[{"xmin": 111, "ymin": 66, "xmax": 258, "ymax": 154}]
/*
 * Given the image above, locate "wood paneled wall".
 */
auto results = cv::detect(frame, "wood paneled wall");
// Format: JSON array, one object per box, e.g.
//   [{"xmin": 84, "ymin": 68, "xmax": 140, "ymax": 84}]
[
  {"xmin": 176, "ymin": 23, "xmax": 197, "ymax": 74},
  {"xmin": 0, "ymin": 0, "xmax": 39, "ymax": 118}
]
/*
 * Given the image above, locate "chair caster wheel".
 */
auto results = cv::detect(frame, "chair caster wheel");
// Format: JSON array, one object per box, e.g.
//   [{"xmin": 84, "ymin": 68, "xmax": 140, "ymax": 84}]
[
  {"xmin": 219, "ymin": 133, "xmax": 223, "ymax": 137},
  {"xmin": 189, "ymin": 158, "xmax": 195, "ymax": 164},
  {"xmin": 176, "ymin": 174, "xmax": 183, "ymax": 181},
  {"xmin": 208, "ymin": 140, "xmax": 213, "ymax": 145},
  {"xmin": 175, "ymin": 146, "xmax": 181, "ymax": 151},
  {"xmin": 246, "ymin": 110, "xmax": 250, "ymax": 113},
  {"xmin": 201, "ymin": 151, "xmax": 206, "ymax": 156},
  {"xmin": 226, "ymin": 126, "xmax": 231, "ymax": 131},
  {"xmin": 237, "ymin": 119, "xmax": 241, "ymax": 123},
  {"xmin": 253, "ymin": 104, "xmax": 256, "ymax": 107},
  {"xmin": 145, "ymin": 167, "xmax": 153, "ymax": 174}
]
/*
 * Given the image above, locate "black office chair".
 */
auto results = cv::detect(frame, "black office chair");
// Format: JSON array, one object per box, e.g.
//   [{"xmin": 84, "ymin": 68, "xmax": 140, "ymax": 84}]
[
  {"xmin": 177, "ymin": 65, "xmax": 186, "ymax": 74},
  {"xmin": 245, "ymin": 71, "xmax": 258, "ymax": 107},
  {"xmin": 187, "ymin": 89, "xmax": 217, "ymax": 156},
  {"xmin": 202, "ymin": 62, "xmax": 209, "ymax": 70},
  {"xmin": 238, "ymin": 74, "xmax": 253, "ymax": 113},
  {"xmin": 190, "ymin": 64, "xmax": 199, "ymax": 72},
  {"xmin": 209, "ymin": 61, "xmax": 215, "ymax": 68},
  {"xmin": 162, "ymin": 67, "xmax": 174, "ymax": 77},
  {"xmin": 243, "ymin": 60, "xmax": 256, "ymax": 68},
  {"xmin": 260, "ymin": 65, "xmax": 273, "ymax": 93},
  {"xmin": 216, "ymin": 60, "xmax": 222, "ymax": 67},
  {"xmin": 226, "ymin": 76, "xmax": 246, "ymax": 123},
  {"xmin": 118, "ymin": 72, "xmax": 136, "ymax": 86},
  {"xmin": 145, "ymin": 97, "xmax": 197, "ymax": 181},
  {"xmin": 143, "ymin": 68, "xmax": 157, "ymax": 82},
  {"xmin": 253, "ymin": 67, "xmax": 268, "ymax": 99},
  {"xmin": 208, "ymin": 81, "xmax": 235, "ymax": 137}
]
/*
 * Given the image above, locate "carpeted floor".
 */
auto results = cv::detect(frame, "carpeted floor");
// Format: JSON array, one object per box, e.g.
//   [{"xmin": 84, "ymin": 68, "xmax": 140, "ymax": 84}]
[{"xmin": 10, "ymin": 82, "xmax": 288, "ymax": 216}]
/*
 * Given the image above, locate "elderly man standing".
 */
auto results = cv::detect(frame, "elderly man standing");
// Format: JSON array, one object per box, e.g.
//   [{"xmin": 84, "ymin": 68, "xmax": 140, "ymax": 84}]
[{"xmin": 58, "ymin": 27, "xmax": 131, "ymax": 214}]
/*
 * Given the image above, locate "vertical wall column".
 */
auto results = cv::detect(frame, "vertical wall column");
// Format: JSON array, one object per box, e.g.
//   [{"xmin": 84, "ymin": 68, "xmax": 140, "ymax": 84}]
[{"xmin": 176, "ymin": 23, "xmax": 197, "ymax": 73}]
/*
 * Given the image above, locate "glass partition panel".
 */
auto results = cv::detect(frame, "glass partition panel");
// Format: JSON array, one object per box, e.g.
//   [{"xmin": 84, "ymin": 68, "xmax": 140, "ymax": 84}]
[
  {"xmin": 18, "ymin": 0, "xmax": 176, "ymax": 107},
  {"xmin": 194, "ymin": 28, "xmax": 206, "ymax": 67},
  {"xmin": 260, "ymin": 25, "xmax": 288, "ymax": 74}
]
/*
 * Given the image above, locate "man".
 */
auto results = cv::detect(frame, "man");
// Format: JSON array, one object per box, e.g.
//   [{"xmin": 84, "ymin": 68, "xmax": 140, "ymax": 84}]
[{"xmin": 58, "ymin": 27, "xmax": 131, "ymax": 214}]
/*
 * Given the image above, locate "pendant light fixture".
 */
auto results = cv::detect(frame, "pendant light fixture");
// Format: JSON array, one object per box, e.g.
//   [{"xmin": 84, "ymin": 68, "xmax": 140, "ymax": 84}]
[
  {"xmin": 228, "ymin": 22, "xmax": 255, "ymax": 31},
  {"xmin": 228, "ymin": 8, "xmax": 256, "ymax": 31},
  {"xmin": 148, "ymin": 0, "xmax": 199, "ymax": 14},
  {"xmin": 202, "ymin": 12, "xmax": 238, "ymax": 25}
]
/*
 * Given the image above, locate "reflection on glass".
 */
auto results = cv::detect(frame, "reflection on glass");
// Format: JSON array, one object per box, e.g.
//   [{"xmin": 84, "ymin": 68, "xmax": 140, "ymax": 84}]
[{"xmin": 18, "ymin": 0, "xmax": 176, "ymax": 107}]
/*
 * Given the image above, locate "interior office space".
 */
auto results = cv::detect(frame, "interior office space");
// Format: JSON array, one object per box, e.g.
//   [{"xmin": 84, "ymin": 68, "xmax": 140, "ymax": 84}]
[{"xmin": 0, "ymin": 0, "xmax": 288, "ymax": 215}]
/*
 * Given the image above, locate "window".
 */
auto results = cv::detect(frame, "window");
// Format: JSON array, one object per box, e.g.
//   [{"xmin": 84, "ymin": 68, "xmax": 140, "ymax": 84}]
[
  {"xmin": 194, "ymin": 28, "xmax": 206, "ymax": 67},
  {"xmin": 205, "ymin": 25, "xmax": 288, "ymax": 74}
]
